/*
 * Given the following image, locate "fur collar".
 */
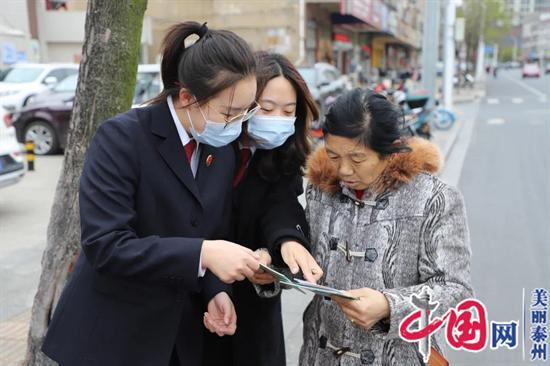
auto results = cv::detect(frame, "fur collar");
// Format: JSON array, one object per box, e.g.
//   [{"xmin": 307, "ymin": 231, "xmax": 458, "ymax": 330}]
[{"xmin": 306, "ymin": 137, "xmax": 442, "ymax": 194}]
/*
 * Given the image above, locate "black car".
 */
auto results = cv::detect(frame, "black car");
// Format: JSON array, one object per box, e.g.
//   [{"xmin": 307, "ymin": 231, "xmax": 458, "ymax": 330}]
[
  {"xmin": 12, "ymin": 65, "xmax": 161, "ymax": 155},
  {"xmin": 12, "ymin": 73, "xmax": 76, "ymax": 155}
]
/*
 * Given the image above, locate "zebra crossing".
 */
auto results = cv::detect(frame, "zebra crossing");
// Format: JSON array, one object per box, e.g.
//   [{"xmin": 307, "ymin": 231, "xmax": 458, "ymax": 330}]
[{"xmin": 485, "ymin": 96, "xmax": 548, "ymax": 105}]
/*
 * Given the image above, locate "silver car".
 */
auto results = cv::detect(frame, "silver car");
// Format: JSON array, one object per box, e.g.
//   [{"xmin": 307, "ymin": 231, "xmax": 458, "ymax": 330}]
[{"xmin": 0, "ymin": 106, "xmax": 25, "ymax": 188}]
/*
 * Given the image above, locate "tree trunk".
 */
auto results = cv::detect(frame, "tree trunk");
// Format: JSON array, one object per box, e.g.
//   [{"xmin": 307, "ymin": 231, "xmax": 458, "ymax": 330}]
[{"xmin": 24, "ymin": 1, "xmax": 147, "ymax": 364}]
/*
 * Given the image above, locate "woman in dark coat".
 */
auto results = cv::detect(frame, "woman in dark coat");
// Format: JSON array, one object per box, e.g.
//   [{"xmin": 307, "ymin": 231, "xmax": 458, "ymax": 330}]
[
  {"xmin": 202, "ymin": 52, "xmax": 323, "ymax": 366},
  {"xmin": 41, "ymin": 22, "xmax": 262, "ymax": 366}
]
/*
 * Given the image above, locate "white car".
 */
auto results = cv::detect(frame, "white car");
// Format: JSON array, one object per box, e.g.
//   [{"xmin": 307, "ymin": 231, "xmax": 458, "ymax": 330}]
[
  {"xmin": 133, "ymin": 64, "xmax": 162, "ymax": 107},
  {"xmin": 0, "ymin": 63, "xmax": 79, "ymax": 110},
  {"xmin": 522, "ymin": 62, "xmax": 541, "ymax": 78},
  {"xmin": 0, "ymin": 106, "xmax": 25, "ymax": 188}
]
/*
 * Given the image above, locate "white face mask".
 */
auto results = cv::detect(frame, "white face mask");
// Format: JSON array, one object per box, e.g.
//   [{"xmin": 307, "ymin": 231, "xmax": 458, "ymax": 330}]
[
  {"xmin": 247, "ymin": 115, "xmax": 296, "ymax": 150},
  {"xmin": 186, "ymin": 104, "xmax": 243, "ymax": 147}
]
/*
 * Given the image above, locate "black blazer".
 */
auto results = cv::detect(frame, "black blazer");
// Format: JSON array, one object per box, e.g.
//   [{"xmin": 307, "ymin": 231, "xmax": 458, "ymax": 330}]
[
  {"xmin": 42, "ymin": 102, "xmax": 234, "ymax": 366},
  {"xmin": 203, "ymin": 148, "xmax": 309, "ymax": 366}
]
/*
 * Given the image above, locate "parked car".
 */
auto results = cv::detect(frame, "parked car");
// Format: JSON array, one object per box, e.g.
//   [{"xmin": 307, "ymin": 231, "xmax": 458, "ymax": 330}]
[
  {"xmin": 522, "ymin": 62, "xmax": 541, "ymax": 78},
  {"xmin": 298, "ymin": 63, "xmax": 349, "ymax": 125},
  {"xmin": 12, "ymin": 64, "xmax": 161, "ymax": 155},
  {"xmin": 0, "ymin": 68, "xmax": 10, "ymax": 81},
  {"xmin": 133, "ymin": 64, "xmax": 162, "ymax": 105},
  {"xmin": 0, "ymin": 106, "xmax": 25, "ymax": 189},
  {"xmin": 0, "ymin": 63, "xmax": 79, "ymax": 111}
]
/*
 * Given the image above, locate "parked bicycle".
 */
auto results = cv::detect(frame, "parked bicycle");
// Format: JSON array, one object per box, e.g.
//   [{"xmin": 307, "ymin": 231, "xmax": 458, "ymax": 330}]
[{"xmin": 393, "ymin": 89, "xmax": 456, "ymax": 140}]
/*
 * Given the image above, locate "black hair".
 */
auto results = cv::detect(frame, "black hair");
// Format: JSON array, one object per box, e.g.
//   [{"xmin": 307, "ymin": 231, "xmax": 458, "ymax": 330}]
[
  {"xmin": 323, "ymin": 88, "xmax": 410, "ymax": 157},
  {"xmin": 149, "ymin": 21, "xmax": 256, "ymax": 105},
  {"xmin": 250, "ymin": 51, "xmax": 318, "ymax": 181}
]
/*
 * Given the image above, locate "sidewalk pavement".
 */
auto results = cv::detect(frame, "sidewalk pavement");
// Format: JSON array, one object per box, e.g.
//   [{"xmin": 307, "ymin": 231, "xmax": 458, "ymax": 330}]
[
  {"xmin": 454, "ymin": 83, "xmax": 486, "ymax": 104},
  {"xmin": 0, "ymin": 85, "xmax": 483, "ymax": 366},
  {"xmin": 0, "ymin": 310, "xmax": 30, "ymax": 366}
]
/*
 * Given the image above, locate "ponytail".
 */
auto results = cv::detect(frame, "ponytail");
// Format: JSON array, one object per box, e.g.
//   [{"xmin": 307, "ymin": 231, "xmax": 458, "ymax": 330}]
[{"xmin": 149, "ymin": 21, "xmax": 256, "ymax": 105}]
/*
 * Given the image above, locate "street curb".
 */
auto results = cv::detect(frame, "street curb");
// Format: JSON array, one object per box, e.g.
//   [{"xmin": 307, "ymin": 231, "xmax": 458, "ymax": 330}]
[
  {"xmin": 454, "ymin": 86, "xmax": 486, "ymax": 105},
  {"xmin": 441, "ymin": 117, "xmax": 463, "ymax": 162},
  {"xmin": 441, "ymin": 83, "xmax": 485, "ymax": 161}
]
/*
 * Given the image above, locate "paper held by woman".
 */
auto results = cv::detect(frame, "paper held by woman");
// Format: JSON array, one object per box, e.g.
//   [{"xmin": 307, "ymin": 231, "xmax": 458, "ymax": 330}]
[{"xmin": 259, "ymin": 264, "xmax": 359, "ymax": 300}]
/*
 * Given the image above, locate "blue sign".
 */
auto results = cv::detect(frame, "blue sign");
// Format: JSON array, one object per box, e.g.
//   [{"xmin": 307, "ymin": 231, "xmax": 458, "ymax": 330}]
[
  {"xmin": 2, "ymin": 42, "xmax": 17, "ymax": 64},
  {"xmin": 17, "ymin": 51, "xmax": 27, "ymax": 62}
]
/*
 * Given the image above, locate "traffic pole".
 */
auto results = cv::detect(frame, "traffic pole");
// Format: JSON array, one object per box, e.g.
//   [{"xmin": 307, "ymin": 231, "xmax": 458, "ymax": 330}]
[{"xmin": 26, "ymin": 141, "xmax": 35, "ymax": 171}]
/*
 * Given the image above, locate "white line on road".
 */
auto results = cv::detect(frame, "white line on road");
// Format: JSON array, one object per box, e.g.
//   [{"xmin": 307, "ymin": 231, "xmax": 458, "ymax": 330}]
[
  {"xmin": 512, "ymin": 97, "xmax": 524, "ymax": 104},
  {"xmin": 540, "ymin": 96, "xmax": 548, "ymax": 103},
  {"xmin": 502, "ymin": 73, "xmax": 548, "ymax": 99},
  {"xmin": 487, "ymin": 98, "xmax": 500, "ymax": 104},
  {"xmin": 487, "ymin": 118, "xmax": 505, "ymax": 125}
]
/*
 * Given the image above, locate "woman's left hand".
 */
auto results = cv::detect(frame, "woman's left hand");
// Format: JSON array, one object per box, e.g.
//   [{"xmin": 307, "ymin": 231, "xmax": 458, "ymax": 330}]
[
  {"xmin": 203, "ymin": 292, "xmax": 237, "ymax": 337},
  {"xmin": 332, "ymin": 288, "xmax": 391, "ymax": 330},
  {"xmin": 248, "ymin": 249, "xmax": 276, "ymax": 285}
]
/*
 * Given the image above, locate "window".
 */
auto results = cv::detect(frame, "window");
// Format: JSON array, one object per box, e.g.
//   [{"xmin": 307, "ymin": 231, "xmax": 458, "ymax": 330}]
[
  {"xmin": 44, "ymin": 68, "xmax": 77, "ymax": 84},
  {"xmin": 4, "ymin": 67, "xmax": 45, "ymax": 83}
]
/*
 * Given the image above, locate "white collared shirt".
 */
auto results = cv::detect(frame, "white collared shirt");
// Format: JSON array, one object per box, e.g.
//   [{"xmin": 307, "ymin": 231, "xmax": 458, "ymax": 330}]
[
  {"xmin": 167, "ymin": 96, "xmax": 205, "ymax": 277},
  {"xmin": 167, "ymin": 95, "xmax": 200, "ymax": 177}
]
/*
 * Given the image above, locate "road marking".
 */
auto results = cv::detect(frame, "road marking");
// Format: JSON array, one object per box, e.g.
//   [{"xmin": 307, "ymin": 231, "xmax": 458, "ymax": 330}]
[
  {"xmin": 487, "ymin": 118, "xmax": 505, "ymax": 125},
  {"xmin": 502, "ymin": 73, "xmax": 547, "ymax": 99},
  {"xmin": 540, "ymin": 96, "xmax": 548, "ymax": 103},
  {"xmin": 512, "ymin": 97, "xmax": 523, "ymax": 104},
  {"xmin": 487, "ymin": 98, "xmax": 500, "ymax": 104}
]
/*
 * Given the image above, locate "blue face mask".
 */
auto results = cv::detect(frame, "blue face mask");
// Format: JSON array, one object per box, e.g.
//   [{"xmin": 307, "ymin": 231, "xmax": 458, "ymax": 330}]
[
  {"xmin": 247, "ymin": 115, "xmax": 296, "ymax": 150},
  {"xmin": 186, "ymin": 105, "xmax": 243, "ymax": 147}
]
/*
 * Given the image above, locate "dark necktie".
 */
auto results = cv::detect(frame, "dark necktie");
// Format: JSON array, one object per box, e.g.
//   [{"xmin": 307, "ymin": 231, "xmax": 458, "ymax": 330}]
[{"xmin": 233, "ymin": 147, "xmax": 252, "ymax": 187}]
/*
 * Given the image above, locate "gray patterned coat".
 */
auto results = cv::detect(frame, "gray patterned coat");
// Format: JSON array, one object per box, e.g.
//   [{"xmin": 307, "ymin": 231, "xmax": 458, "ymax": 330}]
[{"xmin": 299, "ymin": 138, "xmax": 473, "ymax": 366}]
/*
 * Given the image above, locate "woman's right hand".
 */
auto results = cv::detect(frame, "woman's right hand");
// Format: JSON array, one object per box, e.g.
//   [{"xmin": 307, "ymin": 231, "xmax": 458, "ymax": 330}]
[
  {"xmin": 281, "ymin": 241, "xmax": 323, "ymax": 283},
  {"xmin": 201, "ymin": 240, "xmax": 261, "ymax": 283}
]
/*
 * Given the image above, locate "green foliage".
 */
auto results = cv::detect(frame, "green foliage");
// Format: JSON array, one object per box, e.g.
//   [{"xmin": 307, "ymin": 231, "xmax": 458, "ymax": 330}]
[{"xmin": 460, "ymin": 0, "xmax": 514, "ymax": 63}]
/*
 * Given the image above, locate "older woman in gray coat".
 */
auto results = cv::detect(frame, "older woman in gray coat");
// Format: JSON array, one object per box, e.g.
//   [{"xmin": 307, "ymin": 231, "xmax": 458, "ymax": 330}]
[{"xmin": 299, "ymin": 89, "xmax": 473, "ymax": 366}]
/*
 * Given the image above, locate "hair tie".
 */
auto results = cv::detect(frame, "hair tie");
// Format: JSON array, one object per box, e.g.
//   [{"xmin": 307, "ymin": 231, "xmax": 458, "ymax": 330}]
[{"xmin": 183, "ymin": 22, "xmax": 208, "ymax": 49}]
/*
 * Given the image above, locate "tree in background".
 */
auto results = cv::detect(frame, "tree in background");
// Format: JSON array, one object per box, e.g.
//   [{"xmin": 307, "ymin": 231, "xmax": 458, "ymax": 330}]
[
  {"xmin": 459, "ymin": 0, "xmax": 513, "ymax": 69},
  {"xmin": 24, "ymin": 1, "xmax": 148, "ymax": 364}
]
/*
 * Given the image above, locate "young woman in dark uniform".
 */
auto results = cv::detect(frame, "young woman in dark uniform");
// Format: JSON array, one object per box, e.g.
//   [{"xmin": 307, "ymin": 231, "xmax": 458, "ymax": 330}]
[
  {"xmin": 203, "ymin": 52, "xmax": 323, "ymax": 366},
  {"xmin": 42, "ymin": 22, "xmax": 262, "ymax": 366}
]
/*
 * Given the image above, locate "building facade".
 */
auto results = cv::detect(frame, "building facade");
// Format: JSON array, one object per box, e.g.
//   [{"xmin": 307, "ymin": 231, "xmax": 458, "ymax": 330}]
[{"xmin": 1, "ymin": 0, "xmax": 425, "ymax": 79}]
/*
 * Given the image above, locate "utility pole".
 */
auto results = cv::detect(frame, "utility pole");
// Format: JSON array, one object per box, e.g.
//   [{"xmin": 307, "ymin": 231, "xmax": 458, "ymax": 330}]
[
  {"xmin": 475, "ymin": 1, "xmax": 487, "ymax": 81},
  {"xmin": 421, "ymin": 0, "xmax": 440, "ymax": 97},
  {"xmin": 443, "ymin": 0, "xmax": 456, "ymax": 110}
]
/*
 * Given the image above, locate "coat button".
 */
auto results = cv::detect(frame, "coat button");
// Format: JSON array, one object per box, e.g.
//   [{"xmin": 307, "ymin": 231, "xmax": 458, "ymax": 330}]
[
  {"xmin": 319, "ymin": 335, "xmax": 327, "ymax": 349},
  {"xmin": 375, "ymin": 198, "xmax": 389, "ymax": 210},
  {"xmin": 360, "ymin": 349, "xmax": 375, "ymax": 364},
  {"xmin": 364, "ymin": 248, "xmax": 378, "ymax": 262},
  {"xmin": 191, "ymin": 218, "xmax": 199, "ymax": 227}
]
